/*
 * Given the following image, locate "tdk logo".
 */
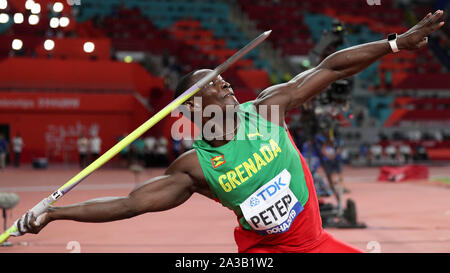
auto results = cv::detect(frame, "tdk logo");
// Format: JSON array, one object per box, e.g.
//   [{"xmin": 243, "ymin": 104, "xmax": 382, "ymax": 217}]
[
  {"xmin": 256, "ymin": 177, "xmax": 287, "ymax": 201},
  {"xmin": 242, "ymin": 169, "xmax": 291, "ymax": 210},
  {"xmin": 249, "ymin": 197, "xmax": 260, "ymax": 207}
]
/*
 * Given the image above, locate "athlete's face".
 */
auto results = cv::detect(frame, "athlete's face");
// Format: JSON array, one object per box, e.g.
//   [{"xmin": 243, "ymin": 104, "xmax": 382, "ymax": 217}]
[{"xmin": 192, "ymin": 69, "xmax": 239, "ymax": 109}]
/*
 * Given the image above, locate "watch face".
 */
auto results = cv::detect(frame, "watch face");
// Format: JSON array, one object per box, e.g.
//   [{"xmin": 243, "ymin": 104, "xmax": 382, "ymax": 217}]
[{"xmin": 388, "ymin": 33, "xmax": 397, "ymax": 41}]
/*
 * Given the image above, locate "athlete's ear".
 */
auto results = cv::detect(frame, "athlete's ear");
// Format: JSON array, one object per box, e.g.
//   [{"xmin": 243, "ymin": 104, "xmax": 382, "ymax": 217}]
[
  {"xmin": 184, "ymin": 98, "xmax": 195, "ymax": 111},
  {"xmin": 184, "ymin": 96, "xmax": 202, "ymax": 112}
]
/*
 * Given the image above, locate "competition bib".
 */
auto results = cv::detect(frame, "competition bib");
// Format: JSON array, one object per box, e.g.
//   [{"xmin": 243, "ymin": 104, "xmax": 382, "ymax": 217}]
[{"xmin": 240, "ymin": 169, "xmax": 303, "ymax": 235}]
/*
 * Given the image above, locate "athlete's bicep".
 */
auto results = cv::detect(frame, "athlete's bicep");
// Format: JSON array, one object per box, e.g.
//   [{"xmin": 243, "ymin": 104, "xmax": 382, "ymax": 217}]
[{"xmin": 255, "ymin": 67, "xmax": 341, "ymax": 114}]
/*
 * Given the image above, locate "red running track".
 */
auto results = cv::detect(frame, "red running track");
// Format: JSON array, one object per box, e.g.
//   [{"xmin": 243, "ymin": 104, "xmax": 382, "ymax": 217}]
[{"xmin": 0, "ymin": 165, "xmax": 449, "ymax": 253}]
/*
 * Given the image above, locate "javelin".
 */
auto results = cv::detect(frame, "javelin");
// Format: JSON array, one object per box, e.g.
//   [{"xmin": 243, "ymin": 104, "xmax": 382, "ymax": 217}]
[{"xmin": 0, "ymin": 30, "xmax": 272, "ymax": 244}]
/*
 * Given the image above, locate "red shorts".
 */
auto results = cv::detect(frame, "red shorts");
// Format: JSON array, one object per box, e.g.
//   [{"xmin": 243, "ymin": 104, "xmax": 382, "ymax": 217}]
[{"xmin": 242, "ymin": 231, "xmax": 363, "ymax": 253}]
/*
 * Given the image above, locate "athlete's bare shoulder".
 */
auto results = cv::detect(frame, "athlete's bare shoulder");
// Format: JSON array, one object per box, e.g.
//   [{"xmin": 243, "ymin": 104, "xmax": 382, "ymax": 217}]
[
  {"xmin": 165, "ymin": 149, "xmax": 197, "ymax": 172},
  {"xmin": 165, "ymin": 149, "xmax": 213, "ymax": 198}
]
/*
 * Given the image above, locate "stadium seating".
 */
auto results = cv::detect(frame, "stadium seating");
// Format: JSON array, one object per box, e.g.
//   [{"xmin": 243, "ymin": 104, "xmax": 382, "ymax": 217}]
[
  {"xmin": 385, "ymin": 97, "xmax": 450, "ymax": 126},
  {"xmin": 74, "ymin": 0, "xmax": 267, "ymax": 65},
  {"xmin": 0, "ymin": 0, "xmax": 448, "ymax": 165},
  {"xmin": 0, "ymin": 0, "xmax": 448, "ymax": 124},
  {"xmin": 239, "ymin": 0, "xmax": 448, "ymax": 92}
]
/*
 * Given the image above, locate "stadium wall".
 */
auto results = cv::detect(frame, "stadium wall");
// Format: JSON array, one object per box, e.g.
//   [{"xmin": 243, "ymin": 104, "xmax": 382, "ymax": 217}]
[{"xmin": 0, "ymin": 91, "xmax": 154, "ymax": 164}]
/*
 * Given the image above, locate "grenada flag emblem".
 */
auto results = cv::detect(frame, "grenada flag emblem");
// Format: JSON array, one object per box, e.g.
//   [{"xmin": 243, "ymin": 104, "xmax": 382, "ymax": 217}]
[{"xmin": 211, "ymin": 155, "xmax": 225, "ymax": 168}]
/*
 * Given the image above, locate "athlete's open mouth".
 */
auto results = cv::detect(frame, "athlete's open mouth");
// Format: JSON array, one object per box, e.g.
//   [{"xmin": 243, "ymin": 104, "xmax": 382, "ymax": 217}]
[{"xmin": 223, "ymin": 91, "xmax": 234, "ymax": 98}]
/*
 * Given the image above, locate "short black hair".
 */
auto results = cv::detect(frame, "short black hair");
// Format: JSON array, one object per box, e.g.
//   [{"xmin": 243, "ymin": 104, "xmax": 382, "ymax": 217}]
[{"xmin": 174, "ymin": 70, "xmax": 197, "ymax": 100}]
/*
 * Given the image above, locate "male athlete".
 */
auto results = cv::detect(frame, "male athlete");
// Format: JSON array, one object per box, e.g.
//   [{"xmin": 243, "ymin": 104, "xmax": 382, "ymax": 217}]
[{"xmin": 17, "ymin": 10, "xmax": 445, "ymax": 253}]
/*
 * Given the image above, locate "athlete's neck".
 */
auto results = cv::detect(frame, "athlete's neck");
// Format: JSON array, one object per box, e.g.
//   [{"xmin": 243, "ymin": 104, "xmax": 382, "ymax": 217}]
[{"xmin": 202, "ymin": 111, "xmax": 239, "ymax": 148}]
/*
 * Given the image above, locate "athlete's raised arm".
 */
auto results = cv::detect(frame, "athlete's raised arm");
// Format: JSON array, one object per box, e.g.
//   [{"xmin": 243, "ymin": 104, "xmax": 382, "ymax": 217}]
[
  {"xmin": 254, "ymin": 10, "xmax": 445, "ymax": 124},
  {"xmin": 16, "ymin": 151, "xmax": 208, "ymax": 235}
]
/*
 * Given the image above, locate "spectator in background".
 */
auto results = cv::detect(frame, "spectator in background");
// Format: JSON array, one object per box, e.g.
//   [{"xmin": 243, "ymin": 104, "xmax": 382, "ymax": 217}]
[
  {"xmin": 322, "ymin": 140, "xmax": 348, "ymax": 193},
  {"xmin": 77, "ymin": 134, "xmax": 89, "ymax": 169},
  {"xmin": 369, "ymin": 143, "xmax": 383, "ymax": 165},
  {"xmin": 12, "ymin": 133, "xmax": 24, "ymax": 167},
  {"xmin": 340, "ymin": 146, "xmax": 350, "ymax": 164},
  {"xmin": 155, "ymin": 137, "xmax": 169, "ymax": 167},
  {"xmin": 385, "ymin": 144, "xmax": 397, "ymax": 164},
  {"xmin": 333, "ymin": 137, "xmax": 347, "ymax": 191},
  {"xmin": 144, "ymin": 135, "xmax": 157, "ymax": 168},
  {"xmin": 414, "ymin": 145, "xmax": 429, "ymax": 161},
  {"xmin": 359, "ymin": 142, "xmax": 369, "ymax": 160},
  {"xmin": 321, "ymin": 141, "xmax": 336, "ymax": 177},
  {"xmin": 399, "ymin": 143, "xmax": 412, "ymax": 164},
  {"xmin": 89, "ymin": 133, "xmax": 102, "ymax": 163},
  {"xmin": 0, "ymin": 134, "xmax": 8, "ymax": 170}
]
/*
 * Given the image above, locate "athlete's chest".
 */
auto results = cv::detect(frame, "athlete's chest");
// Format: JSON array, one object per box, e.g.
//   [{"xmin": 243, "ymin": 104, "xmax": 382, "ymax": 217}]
[{"xmin": 204, "ymin": 136, "xmax": 285, "ymax": 195}]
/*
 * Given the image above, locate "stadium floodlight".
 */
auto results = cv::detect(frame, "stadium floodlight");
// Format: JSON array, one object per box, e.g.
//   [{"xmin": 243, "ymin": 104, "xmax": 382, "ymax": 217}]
[
  {"xmin": 59, "ymin": 16, "xmax": 69, "ymax": 27},
  {"xmin": 44, "ymin": 39, "xmax": 55, "ymax": 51},
  {"xmin": 83, "ymin": 41, "xmax": 95, "ymax": 53},
  {"xmin": 31, "ymin": 3, "xmax": 41, "ymax": 14},
  {"xmin": 12, "ymin": 39, "xmax": 23, "ymax": 50},
  {"xmin": 14, "ymin": 13, "xmax": 24, "ymax": 24},
  {"xmin": 25, "ymin": 0, "xmax": 34, "ymax": 10},
  {"xmin": 49, "ymin": 17, "xmax": 59, "ymax": 28},
  {"xmin": 53, "ymin": 2, "xmax": 64, "ymax": 13},
  {"xmin": 28, "ymin": 14, "xmax": 39, "ymax": 25},
  {"xmin": 0, "ymin": 0, "xmax": 7, "ymax": 10},
  {"xmin": 124, "ymin": 56, "xmax": 133, "ymax": 63},
  {"xmin": 0, "ymin": 13, "xmax": 9, "ymax": 23}
]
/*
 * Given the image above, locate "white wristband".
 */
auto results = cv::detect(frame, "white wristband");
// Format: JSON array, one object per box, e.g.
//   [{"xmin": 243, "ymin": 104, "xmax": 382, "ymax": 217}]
[{"xmin": 389, "ymin": 39, "xmax": 399, "ymax": 53}]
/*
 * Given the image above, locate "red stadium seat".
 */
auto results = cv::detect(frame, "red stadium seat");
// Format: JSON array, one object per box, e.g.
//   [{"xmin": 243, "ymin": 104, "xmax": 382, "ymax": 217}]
[{"xmin": 236, "ymin": 69, "xmax": 271, "ymax": 90}]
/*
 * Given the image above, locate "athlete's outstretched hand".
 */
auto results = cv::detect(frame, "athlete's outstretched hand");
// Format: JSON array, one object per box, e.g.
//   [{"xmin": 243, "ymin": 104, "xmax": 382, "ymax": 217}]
[
  {"xmin": 13, "ymin": 210, "xmax": 52, "ymax": 236},
  {"xmin": 398, "ymin": 10, "xmax": 445, "ymax": 50}
]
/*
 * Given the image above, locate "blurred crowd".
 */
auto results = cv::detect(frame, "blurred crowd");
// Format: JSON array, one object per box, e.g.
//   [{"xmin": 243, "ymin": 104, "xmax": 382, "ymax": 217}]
[
  {"xmin": 335, "ymin": 128, "xmax": 446, "ymax": 167},
  {"xmin": 0, "ymin": 133, "xmax": 24, "ymax": 170},
  {"xmin": 114, "ymin": 134, "xmax": 193, "ymax": 169},
  {"xmin": 76, "ymin": 133, "xmax": 102, "ymax": 169}
]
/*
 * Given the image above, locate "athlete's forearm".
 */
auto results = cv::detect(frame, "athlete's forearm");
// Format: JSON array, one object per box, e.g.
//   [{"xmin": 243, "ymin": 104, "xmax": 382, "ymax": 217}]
[
  {"xmin": 47, "ymin": 196, "xmax": 136, "ymax": 223},
  {"xmin": 318, "ymin": 39, "xmax": 392, "ymax": 79},
  {"xmin": 280, "ymin": 39, "xmax": 393, "ymax": 110},
  {"xmin": 46, "ymin": 173, "xmax": 196, "ymax": 223}
]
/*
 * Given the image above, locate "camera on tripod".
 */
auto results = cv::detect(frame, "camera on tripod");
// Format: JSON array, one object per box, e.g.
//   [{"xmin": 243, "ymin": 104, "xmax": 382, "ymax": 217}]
[
  {"xmin": 307, "ymin": 19, "xmax": 346, "ymax": 68},
  {"xmin": 302, "ymin": 78, "xmax": 352, "ymax": 138},
  {"xmin": 295, "ymin": 20, "xmax": 366, "ymax": 229}
]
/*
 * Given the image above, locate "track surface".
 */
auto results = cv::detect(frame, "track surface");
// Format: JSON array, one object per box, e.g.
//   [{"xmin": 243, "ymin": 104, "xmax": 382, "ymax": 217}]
[{"xmin": 0, "ymin": 165, "xmax": 449, "ymax": 253}]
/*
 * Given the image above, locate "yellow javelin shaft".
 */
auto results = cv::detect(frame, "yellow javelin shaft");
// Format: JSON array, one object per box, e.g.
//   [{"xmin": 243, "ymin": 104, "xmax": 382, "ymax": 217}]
[
  {"xmin": 57, "ymin": 88, "xmax": 199, "ymax": 194},
  {"xmin": 0, "ymin": 30, "xmax": 272, "ymax": 244},
  {"xmin": 0, "ymin": 85, "xmax": 200, "ymax": 244}
]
